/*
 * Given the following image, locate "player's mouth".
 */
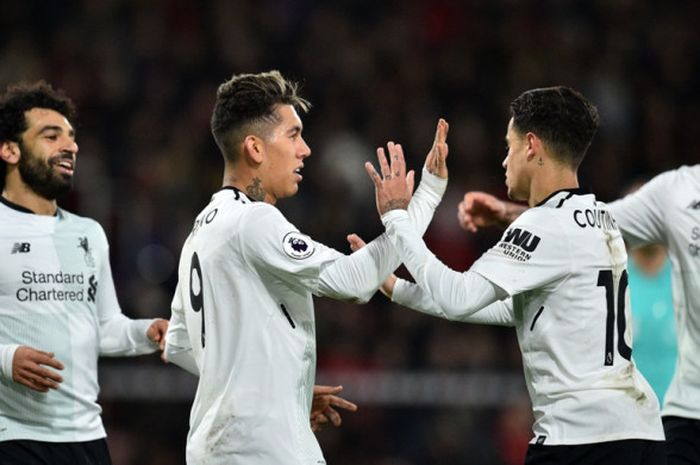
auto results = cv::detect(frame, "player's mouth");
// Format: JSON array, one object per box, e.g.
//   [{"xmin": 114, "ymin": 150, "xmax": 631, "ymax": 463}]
[
  {"xmin": 294, "ymin": 165, "xmax": 304, "ymax": 181},
  {"xmin": 51, "ymin": 155, "xmax": 75, "ymax": 176}
]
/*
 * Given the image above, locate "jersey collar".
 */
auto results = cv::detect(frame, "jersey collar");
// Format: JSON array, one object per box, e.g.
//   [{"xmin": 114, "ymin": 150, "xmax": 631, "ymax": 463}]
[
  {"xmin": 0, "ymin": 194, "xmax": 37, "ymax": 214},
  {"xmin": 535, "ymin": 188, "xmax": 589, "ymax": 208},
  {"xmin": 0, "ymin": 195, "xmax": 62, "ymax": 216},
  {"xmin": 219, "ymin": 186, "xmax": 258, "ymax": 202}
]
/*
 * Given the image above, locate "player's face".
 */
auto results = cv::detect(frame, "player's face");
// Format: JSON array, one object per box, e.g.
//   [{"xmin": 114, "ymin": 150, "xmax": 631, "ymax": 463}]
[
  {"xmin": 502, "ymin": 118, "xmax": 530, "ymax": 202},
  {"xmin": 260, "ymin": 105, "xmax": 311, "ymax": 204},
  {"xmin": 17, "ymin": 108, "xmax": 78, "ymax": 200}
]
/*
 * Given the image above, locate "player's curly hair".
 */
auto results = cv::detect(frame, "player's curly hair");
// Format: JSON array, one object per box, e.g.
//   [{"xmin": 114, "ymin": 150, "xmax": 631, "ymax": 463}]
[
  {"xmin": 0, "ymin": 80, "xmax": 77, "ymax": 143},
  {"xmin": 510, "ymin": 86, "xmax": 599, "ymax": 168},
  {"xmin": 211, "ymin": 70, "xmax": 310, "ymax": 162},
  {"xmin": 0, "ymin": 80, "xmax": 77, "ymax": 184}
]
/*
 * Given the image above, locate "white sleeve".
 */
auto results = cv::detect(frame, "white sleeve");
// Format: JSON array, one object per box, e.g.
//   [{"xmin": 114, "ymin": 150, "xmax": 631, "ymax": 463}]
[
  {"xmin": 382, "ymin": 208, "xmax": 567, "ymax": 312},
  {"xmin": 607, "ymin": 170, "xmax": 673, "ymax": 247},
  {"xmin": 0, "ymin": 343, "xmax": 20, "ymax": 382},
  {"xmin": 381, "ymin": 209, "xmax": 514, "ymax": 317},
  {"xmin": 243, "ymin": 169, "xmax": 447, "ymax": 303},
  {"xmin": 164, "ymin": 280, "xmax": 199, "ymax": 376},
  {"xmin": 317, "ymin": 168, "xmax": 447, "ymax": 301},
  {"xmin": 94, "ymin": 226, "xmax": 158, "ymax": 357},
  {"xmin": 392, "ymin": 278, "xmax": 514, "ymax": 326}
]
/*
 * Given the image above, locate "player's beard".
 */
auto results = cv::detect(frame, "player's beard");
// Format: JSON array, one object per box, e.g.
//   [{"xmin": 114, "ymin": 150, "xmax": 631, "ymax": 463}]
[{"xmin": 18, "ymin": 143, "xmax": 73, "ymax": 200}]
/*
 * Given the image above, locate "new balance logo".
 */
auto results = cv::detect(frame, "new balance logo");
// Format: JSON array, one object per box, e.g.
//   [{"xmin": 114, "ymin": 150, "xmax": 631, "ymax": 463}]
[
  {"xmin": 688, "ymin": 200, "xmax": 700, "ymax": 210},
  {"xmin": 11, "ymin": 242, "xmax": 31, "ymax": 254}
]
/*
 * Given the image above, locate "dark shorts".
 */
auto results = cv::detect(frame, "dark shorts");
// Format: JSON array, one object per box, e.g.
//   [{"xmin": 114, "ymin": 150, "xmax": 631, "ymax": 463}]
[
  {"xmin": 663, "ymin": 416, "xmax": 700, "ymax": 465},
  {"xmin": 0, "ymin": 438, "xmax": 112, "ymax": 465},
  {"xmin": 525, "ymin": 439, "xmax": 666, "ymax": 465}
]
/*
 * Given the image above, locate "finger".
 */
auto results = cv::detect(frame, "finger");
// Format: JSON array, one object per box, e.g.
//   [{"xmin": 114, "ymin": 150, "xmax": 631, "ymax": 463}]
[
  {"xmin": 438, "ymin": 141, "xmax": 449, "ymax": 163},
  {"xmin": 463, "ymin": 192, "xmax": 476, "ymax": 210},
  {"xmin": 33, "ymin": 366, "xmax": 63, "ymax": 384},
  {"xmin": 314, "ymin": 413, "xmax": 329, "ymax": 425},
  {"xmin": 388, "ymin": 143, "xmax": 406, "ymax": 179},
  {"xmin": 16, "ymin": 376, "xmax": 49, "ymax": 393},
  {"xmin": 407, "ymin": 170, "xmax": 415, "ymax": 194},
  {"xmin": 324, "ymin": 406, "xmax": 342, "ymax": 426},
  {"xmin": 346, "ymin": 234, "xmax": 367, "ymax": 252},
  {"xmin": 328, "ymin": 395, "xmax": 358, "ymax": 411},
  {"xmin": 365, "ymin": 162, "xmax": 382, "ymax": 188},
  {"xmin": 22, "ymin": 371, "xmax": 59, "ymax": 390},
  {"xmin": 435, "ymin": 118, "xmax": 448, "ymax": 145},
  {"xmin": 313, "ymin": 385, "xmax": 343, "ymax": 396},
  {"xmin": 377, "ymin": 146, "xmax": 391, "ymax": 179},
  {"xmin": 34, "ymin": 352, "xmax": 64, "ymax": 371}
]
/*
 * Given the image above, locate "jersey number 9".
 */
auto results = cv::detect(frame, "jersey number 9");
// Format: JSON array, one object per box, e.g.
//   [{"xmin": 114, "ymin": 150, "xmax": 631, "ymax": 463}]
[{"xmin": 189, "ymin": 252, "xmax": 206, "ymax": 348}]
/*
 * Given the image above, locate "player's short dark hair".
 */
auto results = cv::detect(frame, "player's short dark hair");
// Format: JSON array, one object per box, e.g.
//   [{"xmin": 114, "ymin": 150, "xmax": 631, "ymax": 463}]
[
  {"xmin": 510, "ymin": 86, "xmax": 599, "ymax": 168},
  {"xmin": 0, "ymin": 80, "xmax": 77, "ymax": 184},
  {"xmin": 211, "ymin": 70, "xmax": 310, "ymax": 162}
]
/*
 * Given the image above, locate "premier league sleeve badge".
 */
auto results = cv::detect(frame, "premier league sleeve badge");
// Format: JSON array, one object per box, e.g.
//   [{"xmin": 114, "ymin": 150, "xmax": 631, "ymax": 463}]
[{"xmin": 282, "ymin": 231, "xmax": 315, "ymax": 259}]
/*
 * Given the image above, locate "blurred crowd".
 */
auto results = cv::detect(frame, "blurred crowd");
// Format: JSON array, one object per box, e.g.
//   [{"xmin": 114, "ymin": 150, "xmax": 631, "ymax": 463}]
[{"xmin": 2, "ymin": 0, "xmax": 698, "ymax": 463}]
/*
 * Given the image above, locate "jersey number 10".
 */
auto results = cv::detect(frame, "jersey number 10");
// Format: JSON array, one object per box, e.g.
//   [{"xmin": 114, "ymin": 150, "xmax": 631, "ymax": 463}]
[{"xmin": 597, "ymin": 269, "xmax": 632, "ymax": 366}]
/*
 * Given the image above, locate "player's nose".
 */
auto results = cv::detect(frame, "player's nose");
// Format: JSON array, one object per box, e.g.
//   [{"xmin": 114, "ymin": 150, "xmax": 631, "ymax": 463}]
[{"xmin": 299, "ymin": 137, "xmax": 311, "ymax": 158}]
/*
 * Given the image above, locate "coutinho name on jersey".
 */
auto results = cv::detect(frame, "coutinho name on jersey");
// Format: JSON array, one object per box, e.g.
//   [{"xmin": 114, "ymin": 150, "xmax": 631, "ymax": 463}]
[{"xmin": 573, "ymin": 208, "xmax": 617, "ymax": 231}]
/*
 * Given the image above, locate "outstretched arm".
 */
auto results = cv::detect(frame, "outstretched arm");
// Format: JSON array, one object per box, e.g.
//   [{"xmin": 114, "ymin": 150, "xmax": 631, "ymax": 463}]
[{"xmin": 347, "ymin": 234, "xmax": 513, "ymax": 325}]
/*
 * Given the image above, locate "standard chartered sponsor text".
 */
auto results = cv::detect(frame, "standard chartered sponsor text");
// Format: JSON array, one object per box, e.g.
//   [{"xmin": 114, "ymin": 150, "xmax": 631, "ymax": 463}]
[
  {"xmin": 22, "ymin": 270, "xmax": 85, "ymax": 284},
  {"xmin": 17, "ymin": 271, "xmax": 86, "ymax": 301},
  {"xmin": 17, "ymin": 287, "xmax": 85, "ymax": 301}
]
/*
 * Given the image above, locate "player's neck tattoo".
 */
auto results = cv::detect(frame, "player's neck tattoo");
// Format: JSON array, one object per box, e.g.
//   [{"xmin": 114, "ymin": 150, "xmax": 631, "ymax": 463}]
[{"xmin": 246, "ymin": 177, "xmax": 266, "ymax": 201}]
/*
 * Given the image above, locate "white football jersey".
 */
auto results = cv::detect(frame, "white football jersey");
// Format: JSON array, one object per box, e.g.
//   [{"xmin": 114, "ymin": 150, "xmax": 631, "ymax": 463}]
[
  {"xmin": 0, "ymin": 198, "xmax": 157, "ymax": 442},
  {"xmin": 383, "ymin": 189, "xmax": 664, "ymax": 445},
  {"xmin": 167, "ymin": 171, "xmax": 446, "ymax": 465},
  {"xmin": 608, "ymin": 165, "xmax": 700, "ymax": 420}
]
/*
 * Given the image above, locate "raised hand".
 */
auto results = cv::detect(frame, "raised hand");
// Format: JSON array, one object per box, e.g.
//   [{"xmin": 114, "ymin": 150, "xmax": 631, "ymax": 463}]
[
  {"xmin": 457, "ymin": 191, "xmax": 509, "ymax": 233},
  {"xmin": 424, "ymin": 118, "xmax": 449, "ymax": 179},
  {"xmin": 365, "ymin": 142, "xmax": 414, "ymax": 215},
  {"xmin": 12, "ymin": 346, "xmax": 64, "ymax": 393}
]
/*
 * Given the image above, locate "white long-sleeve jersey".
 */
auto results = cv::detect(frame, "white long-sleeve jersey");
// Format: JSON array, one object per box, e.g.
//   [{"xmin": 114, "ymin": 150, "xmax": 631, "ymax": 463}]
[
  {"xmin": 0, "ymin": 198, "xmax": 158, "ymax": 442},
  {"xmin": 383, "ymin": 189, "xmax": 664, "ymax": 445},
  {"xmin": 165, "ymin": 169, "xmax": 446, "ymax": 465},
  {"xmin": 608, "ymin": 165, "xmax": 700, "ymax": 420}
]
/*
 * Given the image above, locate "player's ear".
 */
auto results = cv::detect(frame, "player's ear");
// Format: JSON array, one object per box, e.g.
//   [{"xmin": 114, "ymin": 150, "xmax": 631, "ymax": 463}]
[
  {"xmin": 0, "ymin": 140, "xmax": 21, "ymax": 165},
  {"xmin": 525, "ymin": 132, "xmax": 538, "ymax": 161},
  {"xmin": 242, "ymin": 135, "xmax": 264, "ymax": 165}
]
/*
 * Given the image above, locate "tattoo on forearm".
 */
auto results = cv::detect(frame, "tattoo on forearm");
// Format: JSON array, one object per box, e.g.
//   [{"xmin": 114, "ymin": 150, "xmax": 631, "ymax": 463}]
[
  {"xmin": 384, "ymin": 199, "xmax": 409, "ymax": 211},
  {"xmin": 246, "ymin": 177, "xmax": 266, "ymax": 201}
]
